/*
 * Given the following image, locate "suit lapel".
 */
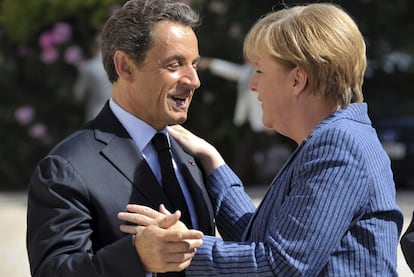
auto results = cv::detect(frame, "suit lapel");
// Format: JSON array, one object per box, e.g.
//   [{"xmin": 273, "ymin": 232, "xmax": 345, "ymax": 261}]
[
  {"xmin": 171, "ymin": 138, "xmax": 215, "ymax": 235},
  {"xmin": 89, "ymin": 103, "xmax": 170, "ymax": 209},
  {"xmin": 100, "ymin": 135, "xmax": 169, "ymax": 207}
]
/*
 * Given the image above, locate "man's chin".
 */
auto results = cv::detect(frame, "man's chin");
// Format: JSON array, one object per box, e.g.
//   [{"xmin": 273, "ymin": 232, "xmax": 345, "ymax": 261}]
[{"xmin": 169, "ymin": 115, "xmax": 187, "ymax": 126}]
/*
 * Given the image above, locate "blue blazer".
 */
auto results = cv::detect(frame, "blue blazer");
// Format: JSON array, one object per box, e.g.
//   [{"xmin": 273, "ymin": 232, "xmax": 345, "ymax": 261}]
[
  {"xmin": 26, "ymin": 102, "xmax": 215, "ymax": 277},
  {"xmin": 188, "ymin": 103, "xmax": 403, "ymax": 276}
]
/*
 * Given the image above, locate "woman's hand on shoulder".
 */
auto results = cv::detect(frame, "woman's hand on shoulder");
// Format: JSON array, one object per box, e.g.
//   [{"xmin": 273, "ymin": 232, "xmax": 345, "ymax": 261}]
[{"xmin": 168, "ymin": 124, "xmax": 225, "ymax": 174}]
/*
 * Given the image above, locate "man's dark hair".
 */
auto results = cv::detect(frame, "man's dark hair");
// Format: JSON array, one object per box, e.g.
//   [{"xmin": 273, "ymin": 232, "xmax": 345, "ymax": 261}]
[{"xmin": 101, "ymin": 0, "xmax": 200, "ymax": 83}]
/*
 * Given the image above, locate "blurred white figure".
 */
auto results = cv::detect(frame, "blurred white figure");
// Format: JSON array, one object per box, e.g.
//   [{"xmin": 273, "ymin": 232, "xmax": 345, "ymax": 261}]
[
  {"xmin": 74, "ymin": 35, "xmax": 112, "ymax": 121},
  {"xmin": 199, "ymin": 58, "xmax": 266, "ymax": 132},
  {"xmin": 199, "ymin": 58, "xmax": 293, "ymax": 184}
]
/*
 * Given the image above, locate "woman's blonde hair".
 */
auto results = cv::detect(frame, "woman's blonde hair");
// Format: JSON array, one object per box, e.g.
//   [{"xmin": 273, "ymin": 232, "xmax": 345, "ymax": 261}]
[{"xmin": 244, "ymin": 3, "xmax": 366, "ymax": 107}]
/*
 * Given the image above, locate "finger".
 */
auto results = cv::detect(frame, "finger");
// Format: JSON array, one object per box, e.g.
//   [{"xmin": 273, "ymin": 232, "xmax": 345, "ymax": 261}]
[
  {"xmin": 168, "ymin": 124, "xmax": 186, "ymax": 134},
  {"xmin": 159, "ymin": 204, "xmax": 172, "ymax": 215},
  {"xmin": 163, "ymin": 239, "xmax": 203, "ymax": 255},
  {"xmin": 119, "ymin": 224, "xmax": 140, "ymax": 234},
  {"xmin": 168, "ymin": 125, "xmax": 191, "ymax": 140},
  {"xmin": 181, "ymin": 230, "xmax": 204, "ymax": 241},
  {"xmin": 161, "ymin": 260, "xmax": 192, "ymax": 273},
  {"xmin": 164, "ymin": 250, "xmax": 196, "ymax": 263},
  {"xmin": 162, "ymin": 229, "xmax": 204, "ymax": 242},
  {"xmin": 126, "ymin": 204, "xmax": 163, "ymax": 219},
  {"xmin": 158, "ymin": 211, "xmax": 181, "ymax": 229},
  {"xmin": 184, "ymin": 237, "xmax": 203, "ymax": 249},
  {"xmin": 117, "ymin": 212, "xmax": 154, "ymax": 226}
]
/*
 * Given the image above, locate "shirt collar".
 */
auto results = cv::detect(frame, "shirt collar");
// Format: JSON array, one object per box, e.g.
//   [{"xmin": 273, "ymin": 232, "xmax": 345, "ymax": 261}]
[{"xmin": 109, "ymin": 98, "xmax": 168, "ymax": 151}]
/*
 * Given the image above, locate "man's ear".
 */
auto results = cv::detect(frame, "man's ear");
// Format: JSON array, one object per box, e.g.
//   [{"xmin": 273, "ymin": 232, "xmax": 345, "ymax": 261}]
[
  {"xmin": 113, "ymin": 50, "xmax": 135, "ymax": 82},
  {"xmin": 292, "ymin": 66, "xmax": 308, "ymax": 95}
]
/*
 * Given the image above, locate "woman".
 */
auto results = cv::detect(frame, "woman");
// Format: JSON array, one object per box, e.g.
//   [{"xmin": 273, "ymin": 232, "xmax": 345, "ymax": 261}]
[{"xmin": 123, "ymin": 3, "xmax": 403, "ymax": 276}]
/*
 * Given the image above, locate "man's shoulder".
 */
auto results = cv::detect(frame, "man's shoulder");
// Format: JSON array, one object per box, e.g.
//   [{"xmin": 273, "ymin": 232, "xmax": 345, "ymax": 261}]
[{"xmin": 48, "ymin": 128, "xmax": 100, "ymax": 158}]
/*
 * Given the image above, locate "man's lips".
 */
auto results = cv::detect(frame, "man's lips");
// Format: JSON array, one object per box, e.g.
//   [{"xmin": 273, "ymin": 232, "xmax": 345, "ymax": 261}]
[{"xmin": 171, "ymin": 93, "xmax": 190, "ymax": 107}]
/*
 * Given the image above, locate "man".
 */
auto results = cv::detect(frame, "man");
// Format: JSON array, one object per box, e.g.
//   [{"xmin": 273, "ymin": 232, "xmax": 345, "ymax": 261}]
[
  {"xmin": 26, "ymin": 1, "xmax": 213, "ymax": 276},
  {"xmin": 73, "ymin": 33, "xmax": 112, "ymax": 121}
]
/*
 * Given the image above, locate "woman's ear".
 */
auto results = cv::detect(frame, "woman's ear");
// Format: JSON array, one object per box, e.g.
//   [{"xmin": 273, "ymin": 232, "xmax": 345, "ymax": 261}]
[
  {"xmin": 292, "ymin": 66, "xmax": 308, "ymax": 95},
  {"xmin": 113, "ymin": 50, "xmax": 135, "ymax": 82}
]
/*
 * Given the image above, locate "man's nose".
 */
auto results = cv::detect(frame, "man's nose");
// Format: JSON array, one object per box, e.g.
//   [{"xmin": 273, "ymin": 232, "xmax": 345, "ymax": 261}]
[{"xmin": 181, "ymin": 67, "xmax": 201, "ymax": 89}]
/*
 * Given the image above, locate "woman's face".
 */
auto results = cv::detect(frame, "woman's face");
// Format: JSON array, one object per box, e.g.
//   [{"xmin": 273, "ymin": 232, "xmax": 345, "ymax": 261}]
[{"xmin": 248, "ymin": 53, "xmax": 297, "ymax": 137}]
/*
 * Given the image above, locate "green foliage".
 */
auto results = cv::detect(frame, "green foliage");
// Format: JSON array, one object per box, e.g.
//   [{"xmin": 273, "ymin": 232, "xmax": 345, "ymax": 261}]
[{"xmin": 0, "ymin": 0, "xmax": 120, "ymax": 43}]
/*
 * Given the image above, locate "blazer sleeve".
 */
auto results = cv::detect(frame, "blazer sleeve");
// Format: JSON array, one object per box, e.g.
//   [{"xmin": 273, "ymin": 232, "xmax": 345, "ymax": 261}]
[
  {"xmin": 186, "ymin": 165, "xmax": 273, "ymax": 276},
  {"xmin": 401, "ymin": 212, "xmax": 414, "ymax": 272},
  {"xmin": 203, "ymin": 164, "xmax": 256, "ymax": 241},
  {"xmin": 26, "ymin": 156, "xmax": 147, "ymax": 277}
]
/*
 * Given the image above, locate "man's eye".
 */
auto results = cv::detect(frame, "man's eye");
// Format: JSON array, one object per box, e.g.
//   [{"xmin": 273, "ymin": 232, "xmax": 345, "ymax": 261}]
[{"xmin": 168, "ymin": 62, "xmax": 180, "ymax": 69}]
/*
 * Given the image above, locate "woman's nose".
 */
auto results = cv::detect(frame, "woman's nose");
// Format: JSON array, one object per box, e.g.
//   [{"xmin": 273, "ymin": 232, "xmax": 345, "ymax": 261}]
[{"xmin": 248, "ymin": 75, "xmax": 258, "ymax": 92}]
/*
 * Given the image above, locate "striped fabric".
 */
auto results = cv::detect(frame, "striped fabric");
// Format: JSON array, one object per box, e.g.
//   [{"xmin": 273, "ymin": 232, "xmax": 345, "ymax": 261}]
[{"xmin": 187, "ymin": 103, "xmax": 403, "ymax": 276}]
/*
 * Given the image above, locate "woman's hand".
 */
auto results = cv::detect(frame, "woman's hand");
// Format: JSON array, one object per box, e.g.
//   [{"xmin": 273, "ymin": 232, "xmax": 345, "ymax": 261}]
[
  {"xmin": 168, "ymin": 124, "xmax": 225, "ymax": 174},
  {"xmin": 118, "ymin": 204, "xmax": 188, "ymax": 234}
]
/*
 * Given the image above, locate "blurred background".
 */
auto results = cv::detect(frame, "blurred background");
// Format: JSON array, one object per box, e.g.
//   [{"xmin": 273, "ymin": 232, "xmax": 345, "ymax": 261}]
[{"xmin": 1, "ymin": 0, "xmax": 414, "ymax": 190}]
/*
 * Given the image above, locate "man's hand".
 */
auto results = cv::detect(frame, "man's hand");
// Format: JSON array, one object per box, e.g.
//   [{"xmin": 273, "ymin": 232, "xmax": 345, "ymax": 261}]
[
  {"xmin": 134, "ymin": 217, "xmax": 203, "ymax": 272},
  {"xmin": 118, "ymin": 204, "xmax": 188, "ymax": 234},
  {"xmin": 118, "ymin": 204, "xmax": 203, "ymax": 272}
]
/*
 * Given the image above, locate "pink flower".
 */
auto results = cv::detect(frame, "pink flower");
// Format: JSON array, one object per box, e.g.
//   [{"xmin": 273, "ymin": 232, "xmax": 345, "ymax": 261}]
[
  {"xmin": 15, "ymin": 105, "xmax": 35, "ymax": 126},
  {"xmin": 29, "ymin": 123, "xmax": 48, "ymax": 140},
  {"xmin": 64, "ymin": 45, "xmax": 84, "ymax": 67},
  {"xmin": 39, "ymin": 31, "xmax": 55, "ymax": 49},
  {"xmin": 40, "ymin": 47, "xmax": 59, "ymax": 64},
  {"xmin": 52, "ymin": 22, "xmax": 72, "ymax": 45}
]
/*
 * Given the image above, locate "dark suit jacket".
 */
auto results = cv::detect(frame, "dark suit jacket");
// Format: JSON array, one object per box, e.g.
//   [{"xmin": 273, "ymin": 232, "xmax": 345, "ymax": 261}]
[
  {"xmin": 401, "ymin": 212, "xmax": 414, "ymax": 273},
  {"xmin": 26, "ymin": 103, "xmax": 215, "ymax": 277}
]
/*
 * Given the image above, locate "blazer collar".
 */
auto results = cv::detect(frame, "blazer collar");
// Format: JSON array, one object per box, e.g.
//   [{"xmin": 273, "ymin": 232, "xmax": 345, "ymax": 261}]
[{"xmin": 86, "ymin": 102, "xmax": 170, "ymax": 209}]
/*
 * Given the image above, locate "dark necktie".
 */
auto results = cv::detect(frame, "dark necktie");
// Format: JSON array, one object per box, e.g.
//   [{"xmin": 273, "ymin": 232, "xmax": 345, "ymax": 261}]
[{"xmin": 152, "ymin": 132, "xmax": 192, "ymax": 228}]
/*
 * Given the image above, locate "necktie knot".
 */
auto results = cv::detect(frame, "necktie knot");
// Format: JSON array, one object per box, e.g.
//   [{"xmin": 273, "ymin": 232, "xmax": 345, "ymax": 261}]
[{"xmin": 152, "ymin": 133, "xmax": 170, "ymax": 152}]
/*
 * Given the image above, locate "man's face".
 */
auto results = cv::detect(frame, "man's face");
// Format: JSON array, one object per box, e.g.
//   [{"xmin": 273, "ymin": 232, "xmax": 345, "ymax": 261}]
[{"xmin": 130, "ymin": 21, "xmax": 201, "ymax": 130}]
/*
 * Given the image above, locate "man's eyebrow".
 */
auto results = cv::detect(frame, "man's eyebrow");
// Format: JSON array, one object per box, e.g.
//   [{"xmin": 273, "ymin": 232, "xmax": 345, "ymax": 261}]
[
  {"xmin": 164, "ymin": 54, "xmax": 184, "ymax": 62},
  {"xmin": 163, "ymin": 54, "xmax": 200, "ymax": 63}
]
